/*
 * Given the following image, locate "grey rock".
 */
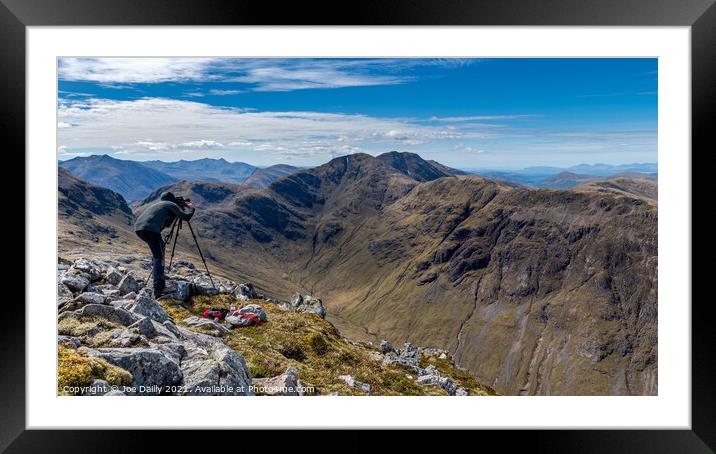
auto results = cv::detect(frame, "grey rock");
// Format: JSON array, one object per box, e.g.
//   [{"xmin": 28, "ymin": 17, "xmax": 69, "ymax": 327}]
[
  {"xmin": 72, "ymin": 258, "xmax": 102, "ymax": 282},
  {"xmin": 60, "ymin": 272, "xmax": 89, "ymax": 292},
  {"xmin": 252, "ymin": 367, "xmax": 301, "ymax": 396},
  {"xmin": 72, "ymin": 304, "xmax": 140, "ymax": 326},
  {"xmin": 400, "ymin": 343, "xmax": 419, "ymax": 359},
  {"xmin": 175, "ymin": 280, "xmax": 192, "ymax": 301},
  {"xmin": 337, "ymin": 374, "xmax": 371, "ymax": 394},
  {"xmin": 91, "ymin": 348, "xmax": 183, "ymax": 395},
  {"xmin": 383, "ymin": 353, "xmax": 419, "ymax": 371},
  {"xmin": 289, "ymin": 293, "xmax": 327, "ymax": 318},
  {"xmin": 129, "ymin": 317, "xmax": 158, "ymax": 338},
  {"xmin": 416, "ymin": 373, "xmax": 457, "ymax": 396},
  {"xmin": 455, "ymin": 387, "xmax": 468, "ymax": 396},
  {"xmin": 191, "ymin": 276, "xmax": 218, "ymax": 296},
  {"xmin": 58, "ymin": 335, "xmax": 81, "ymax": 349},
  {"xmin": 177, "ymin": 328, "xmax": 253, "ymax": 396},
  {"xmin": 162, "ymin": 321, "xmax": 183, "ymax": 340},
  {"xmin": 380, "ymin": 340, "xmax": 396, "ymax": 354},
  {"xmin": 74, "ymin": 292, "xmax": 107, "ymax": 306},
  {"xmin": 235, "ymin": 282, "xmax": 258, "ymax": 300},
  {"xmin": 122, "ymin": 291, "xmax": 137, "ymax": 300},
  {"xmin": 105, "ymin": 267, "xmax": 123, "ymax": 285},
  {"xmin": 129, "ymin": 295, "xmax": 170, "ymax": 323},
  {"xmin": 183, "ymin": 316, "xmax": 230, "ymax": 336},
  {"xmin": 58, "ymin": 282, "xmax": 73, "ymax": 299},
  {"xmin": 110, "ymin": 299, "xmax": 135, "ymax": 310},
  {"xmin": 118, "ymin": 273, "xmax": 142, "ymax": 296}
]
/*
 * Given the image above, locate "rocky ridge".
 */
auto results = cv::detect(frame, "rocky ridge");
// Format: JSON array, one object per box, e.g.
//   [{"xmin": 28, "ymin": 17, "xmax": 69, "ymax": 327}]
[{"xmin": 57, "ymin": 255, "xmax": 493, "ymax": 396}]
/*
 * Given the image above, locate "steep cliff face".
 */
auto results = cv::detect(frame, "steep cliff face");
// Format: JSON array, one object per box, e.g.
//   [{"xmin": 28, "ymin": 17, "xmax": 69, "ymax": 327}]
[{"xmin": 128, "ymin": 152, "xmax": 658, "ymax": 395}]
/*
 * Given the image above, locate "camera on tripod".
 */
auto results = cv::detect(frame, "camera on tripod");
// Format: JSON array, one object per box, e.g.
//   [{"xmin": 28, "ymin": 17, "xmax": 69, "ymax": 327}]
[{"xmin": 175, "ymin": 196, "xmax": 192, "ymax": 208}]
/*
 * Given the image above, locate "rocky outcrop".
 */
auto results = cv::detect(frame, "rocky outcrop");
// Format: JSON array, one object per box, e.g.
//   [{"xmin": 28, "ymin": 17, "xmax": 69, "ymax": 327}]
[
  {"xmin": 57, "ymin": 255, "xmax": 488, "ymax": 397},
  {"xmin": 57, "ymin": 256, "xmax": 253, "ymax": 396},
  {"xmin": 282, "ymin": 293, "xmax": 327, "ymax": 318},
  {"xmin": 252, "ymin": 367, "xmax": 308, "ymax": 396},
  {"xmin": 372, "ymin": 341, "xmax": 465, "ymax": 396}
]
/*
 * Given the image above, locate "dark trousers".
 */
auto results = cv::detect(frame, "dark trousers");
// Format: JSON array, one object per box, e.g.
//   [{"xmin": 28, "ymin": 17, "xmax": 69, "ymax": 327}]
[{"xmin": 136, "ymin": 230, "xmax": 165, "ymax": 294}]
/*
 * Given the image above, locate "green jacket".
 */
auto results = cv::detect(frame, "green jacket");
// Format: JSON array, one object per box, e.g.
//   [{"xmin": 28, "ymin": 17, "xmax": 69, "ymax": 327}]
[{"xmin": 134, "ymin": 201, "xmax": 195, "ymax": 233}]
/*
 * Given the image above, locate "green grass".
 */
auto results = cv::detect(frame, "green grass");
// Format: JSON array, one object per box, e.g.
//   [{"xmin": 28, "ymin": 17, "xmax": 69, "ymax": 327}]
[
  {"xmin": 57, "ymin": 345, "xmax": 132, "ymax": 395},
  {"xmin": 161, "ymin": 294, "xmax": 496, "ymax": 396}
]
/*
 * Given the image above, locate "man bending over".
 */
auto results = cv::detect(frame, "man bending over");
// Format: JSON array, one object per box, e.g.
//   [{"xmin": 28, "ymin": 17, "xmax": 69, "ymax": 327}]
[{"xmin": 134, "ymin": 191, "xmax": 195, "ymax": 297}]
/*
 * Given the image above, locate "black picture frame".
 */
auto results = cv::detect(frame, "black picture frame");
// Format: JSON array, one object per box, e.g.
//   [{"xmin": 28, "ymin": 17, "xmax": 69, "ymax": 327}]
[{"xmin": 4, "ymin": 0, "xmax": 712, "ymax": 451}]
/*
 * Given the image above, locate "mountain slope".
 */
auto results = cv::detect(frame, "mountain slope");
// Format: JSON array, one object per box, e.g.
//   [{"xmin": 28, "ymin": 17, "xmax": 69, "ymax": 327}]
[
  {"xmin": 60, "ymin": 155, "xmax": 177, "ymax": 202},
  {"xmin": 58, "ymin": 167, "xmax": 135, "ymax": 249},
  {"xmin": 131, "ymin": 151, "xmax": 657, "ymax": 395},
  {"xmin": 243, "ymin": 164, "xmax": 300, "ymax": 188},
  {"xmin": 143, "ymin": 158, "xmax": 256, "ymax": 185}
]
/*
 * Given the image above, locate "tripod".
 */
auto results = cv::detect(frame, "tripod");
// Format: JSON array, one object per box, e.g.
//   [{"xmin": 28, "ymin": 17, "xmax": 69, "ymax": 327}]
[{"xmin": 144, "ymin": 217, "xmax": 216, "ymax": 290}]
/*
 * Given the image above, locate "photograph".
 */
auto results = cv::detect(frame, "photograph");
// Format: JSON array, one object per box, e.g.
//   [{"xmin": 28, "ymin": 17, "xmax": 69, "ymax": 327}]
[{"xmin": 55, "ymin": 56, "xmax": 658, "ymax": 397}]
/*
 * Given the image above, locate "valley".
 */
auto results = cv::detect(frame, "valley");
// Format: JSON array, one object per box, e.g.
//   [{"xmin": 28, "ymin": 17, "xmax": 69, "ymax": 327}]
[{"xmin": 58, "ymin": 151, "xmax": 658, "ymax": 395}]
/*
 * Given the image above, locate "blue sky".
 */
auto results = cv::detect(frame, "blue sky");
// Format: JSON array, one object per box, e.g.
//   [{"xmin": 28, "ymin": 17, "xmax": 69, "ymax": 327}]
[{"xmin": 57, "ymin": 58, "xmax": 657, "ymax": 169}]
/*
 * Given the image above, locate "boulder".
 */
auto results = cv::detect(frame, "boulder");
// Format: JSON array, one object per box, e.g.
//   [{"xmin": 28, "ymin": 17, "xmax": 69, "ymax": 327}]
[
  {"xmin": 289, "ymin": 293, "xmax": 327, "ymax": 318},
  {"xmin": 455, "ymin": 387, "xmax": 468, "ymax": 396},
  {"xmin": 90, "ymin": 347, "xmax": 183, "ymax": 395},
  {"xmin": 183, "ymin": 316, "xmax": 231, "ymax": 336},
  {"xmin": 192, "ymin": 276, "xmax": 218, "ymax": 296},
  {"xmin": 235, "ymin": 282, "xmax": 258, "ymax": 300},
  {"xmin": 62, "ymin": 304, "xmax": 140, "ymax": 327},
  {"xmin": 380, "ymin": 340, "xmax": 396, "ymax": 354},
  {"xmin": 129, "ymin": 317, "xmax": 158, "ymax": 338},
  {"xmin": 129, "ymin": 294, "xmax": 171, "ymax": 323},
  {"xmin": 337, "ymin": 374, "xmax": 371, "ymax": 394},
  {"xmin": 400, "ymin": 343, "xmax": 419, "ymax": 359},
  {"xmin": 61, "ymin": 272, "xmax": 89, "ymax": 292},
  {"xmin": 74, "ymin": 292, "xmax": 107, "ymax": 306},
  {"xmin": 174, "ymin": 281, "xmax": 192, "ymax": 301},
  {"xmin": 58, "ymin": 282, "xmax": 73, "ymax": 300},
  {"xmin": 383, "ymin": 352, "xmax": 419, "ymax": 371},
  {"xmin": 162, "ymin": 320, "xmax": 183, "ymax": 339},
  {"xmin": 177, "ymin": 328, "xmax": 253, "ymax": 396},
  {"xmin": 72, "ymin": 258, "xmax": 102, "ymax": 282},
  {"xmin": 416, "ymin": 370, "xmax": 457, "ymax": 396},
  {"xmin": 107, "ymin": 328, "xmax": 142, "ymax": 347},
  {"xmin": 105, "ymin": 267, "xmax": 123, "ymax": 285},
  {"xmin": 252, "ymin": 367, "xmax": 301, "ymax": 396},
  {"xmin": 102, "ymin": 289, "xmax": 121, "ymax": 299},
  {"xmin": 118, "ymin": 273, "xmax": 142, "ymax": 296}
]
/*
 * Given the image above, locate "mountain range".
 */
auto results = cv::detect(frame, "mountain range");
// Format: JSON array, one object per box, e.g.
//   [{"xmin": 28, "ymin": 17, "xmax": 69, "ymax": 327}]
[
  {"xmin": 128, "ymin": 151, "xmax": 657, "ymax": 395},
  {"xmin": 58, "ymin": 151, "xmax": 657, "ymax": 395},
  {"xmin": 142, "ymin": 158, "xmax": 256, "ymax": 185},
  {"xmin": 59, "ymin": 155, "xmax": 301, "ymax": 201},
  {"xmin": 60, "ymin": 155, "xmax": 178, "ymax": 202},
  {"xmin": 471, "ymin": 163, "xmax": 657, "ymax": 189}
]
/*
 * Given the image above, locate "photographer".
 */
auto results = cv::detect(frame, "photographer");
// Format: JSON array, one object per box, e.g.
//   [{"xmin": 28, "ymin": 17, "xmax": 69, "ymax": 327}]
[{"xmin": 134, "ymin": 191, "xmax": 195, "ymax": 297}]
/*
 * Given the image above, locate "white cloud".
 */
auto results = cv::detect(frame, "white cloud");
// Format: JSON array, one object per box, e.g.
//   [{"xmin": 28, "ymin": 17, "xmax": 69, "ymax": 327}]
[
  {"xmin": 58, "ymin": 58, "xmax": 215, "ymax": 84},
  {"xmin": 454, "ymin": 144, "xmax": 485, "ymax": 153},
  {"xmin": 57, "ymin": 58, "xmax": 470, "ymax": 92},
  {"xmin": 57, "ymin": 97, "xmax": 484, "ymax": 161},
  {"xmin": 208, "ymin": 89, "xmax": 244, "ymax": 96}
]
